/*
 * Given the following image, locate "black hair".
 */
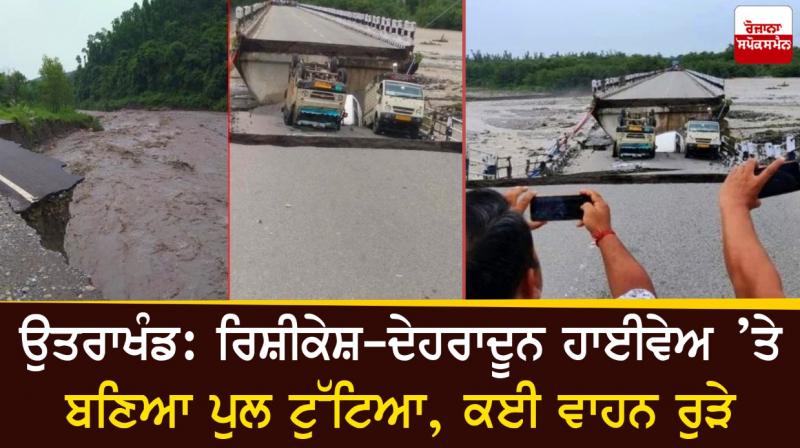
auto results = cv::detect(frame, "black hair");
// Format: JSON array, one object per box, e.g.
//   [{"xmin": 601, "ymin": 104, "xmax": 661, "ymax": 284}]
[{"xmin": 466, "ymin": 189, "xmax": 536, "ymax": 299}]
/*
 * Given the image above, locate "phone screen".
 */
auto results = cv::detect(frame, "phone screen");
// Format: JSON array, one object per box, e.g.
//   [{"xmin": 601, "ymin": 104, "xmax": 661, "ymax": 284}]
[
  {"xmin": 757, "ymin": 161, "xmax": 800, "ymax": 198},
  {"xmin": 530, "ymin": 195, "xmax": 590, "ymax": 221}
]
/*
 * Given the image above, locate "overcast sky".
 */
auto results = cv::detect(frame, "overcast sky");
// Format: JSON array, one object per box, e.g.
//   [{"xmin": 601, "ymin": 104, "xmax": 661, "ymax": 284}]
[
  {"xmin": 467, "ymin": 0, "xmax": 799, "ymax": 57},
  {"xmin": 0, "ymin": 0, "xmax": 139, "ymax": 79}
]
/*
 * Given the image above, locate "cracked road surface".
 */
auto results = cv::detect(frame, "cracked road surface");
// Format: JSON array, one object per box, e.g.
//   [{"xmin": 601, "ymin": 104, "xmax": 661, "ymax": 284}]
[{"xmin": 0, "ymin": 138, "xmax": 82, "ymax": 212}]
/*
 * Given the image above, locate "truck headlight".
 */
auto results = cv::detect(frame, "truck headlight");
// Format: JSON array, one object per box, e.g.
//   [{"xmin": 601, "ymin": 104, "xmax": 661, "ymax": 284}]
[
  {"xmin": 336, "ymin": 94, "xmax": 344, "ymax": 102},
  {"xmin": 301, "ymin": 90, "xmax": 309, "ymax": 98}
]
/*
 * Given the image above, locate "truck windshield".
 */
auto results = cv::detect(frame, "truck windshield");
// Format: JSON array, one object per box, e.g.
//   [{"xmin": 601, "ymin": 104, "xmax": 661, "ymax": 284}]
[
  {"xmin": 688, "ymin": 122, "xmax": 719, "ymax": 132},
  {"xmin": 384, "ymin": 82, "xmax": 423, "ymax": 99}
]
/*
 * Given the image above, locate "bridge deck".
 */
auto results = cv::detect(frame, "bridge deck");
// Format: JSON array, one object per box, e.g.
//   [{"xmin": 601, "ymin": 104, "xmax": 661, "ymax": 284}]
[
  {"xmin": 250, "ymin": 5, "xmax": 394, "ymax": 49},
  {"xmin": 599, "ymin": 71, "xmax": 724, "ymax": 102}
]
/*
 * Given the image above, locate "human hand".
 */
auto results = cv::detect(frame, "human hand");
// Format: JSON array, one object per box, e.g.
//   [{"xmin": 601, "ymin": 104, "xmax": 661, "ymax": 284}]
[
  {"xmin": 577, "ymin": 189, "xmax": 612, "ymax": 236},
  {"xmin": 503, "ymin": 187, "xmax": 547, "ymax": 230},
  {"xmin": 720, "ymin": 158, "xmax": 784, "ymax": 212}
]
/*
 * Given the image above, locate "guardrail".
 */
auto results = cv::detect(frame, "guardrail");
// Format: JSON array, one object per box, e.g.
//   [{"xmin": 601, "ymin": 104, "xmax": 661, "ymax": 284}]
[
  {"xmin": 686, "ymin": 70, "xmax": 726, "ymax": 90},
  {"xmin": 591, "ymin": 70, "xmax": 662, "ymax": 95},
  {"xmin": 235, "ymin": 1, "xmax": 269, "ymax": 36},
  {"xmin": 298, "ymin": 3, "xmax": 416, "ymax": 49},
  {"xmin": 234, "ymin": 2, "xmax": 267, "ymax": 21},
  {"xmin": 421, "ymin": 115, "xmax": 462, "ymax": 142}
]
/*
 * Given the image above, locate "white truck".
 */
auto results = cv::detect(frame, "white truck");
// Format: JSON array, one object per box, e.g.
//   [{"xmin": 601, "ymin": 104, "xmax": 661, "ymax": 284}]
[
  {"xmin": 363, "ymin": 73, "xmax": 425, "ymax": 138},
  {"xmin": 678, "ymin": 120, "xmax": 721, "ymax": 158}
]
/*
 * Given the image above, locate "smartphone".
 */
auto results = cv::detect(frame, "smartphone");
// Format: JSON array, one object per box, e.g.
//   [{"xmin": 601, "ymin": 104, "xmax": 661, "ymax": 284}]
[
  {"xmin": 756, "ymin": 161, "xmax": 800, "ymax": 198},
  {"xmin": 530, "ymin": 194, "xmax": 591, "ymax": 221}
]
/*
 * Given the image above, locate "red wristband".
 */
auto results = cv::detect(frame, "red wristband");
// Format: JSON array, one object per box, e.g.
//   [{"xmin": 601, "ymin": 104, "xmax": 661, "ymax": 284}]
[{"xmin": 593, "ymin": 229, "xmax": 616, "ymax": 245}]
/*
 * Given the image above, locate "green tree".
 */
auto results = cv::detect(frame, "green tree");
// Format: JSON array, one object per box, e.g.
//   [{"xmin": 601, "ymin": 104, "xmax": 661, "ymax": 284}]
[
  {"xmin": 467, "ymin": 47, "xmax": 800, "ymax": 91},
  {"xmin": 38, "ymin": 56, "xmax": 74, "ymax": 112},
  {"xmin": 1, "ymin": 70, "xmax": 30, "ymax": 103},
  {"xmin": 73, "ymin": 0, "xmax": 226, "ymax": 110},
  {"xmin": 0, "ymin": 73, "xmax": 6, "ymax": 104}
]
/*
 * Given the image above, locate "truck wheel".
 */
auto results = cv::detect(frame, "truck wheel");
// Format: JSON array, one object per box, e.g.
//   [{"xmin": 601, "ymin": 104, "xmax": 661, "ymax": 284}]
[
  {"xmin": 685, "ymin": 148, "xmax": 692, "ymax": 158},
  {"xmin": 372, "ymin": 114, "xmax": 381, "ymax": 134},
  {"xmin": 286, "ymin": 105, "xmax": 295, "ymax": 126}
]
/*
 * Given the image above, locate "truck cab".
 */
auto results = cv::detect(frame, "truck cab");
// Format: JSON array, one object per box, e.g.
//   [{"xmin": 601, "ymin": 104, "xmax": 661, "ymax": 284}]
[
  {"xmin": 283, "ymin": 56, "xmax": 348, "ymax": 130},
  {"xmin": 363, "ymin": 73, "xmax": 425, "ymax": 137},
  {"xmin": 614, "ymin": 111, "xmax": 656, "ymax": 158},
  {"xmin": 679, "ymin": 120, "xmax": 721, "ymax": 158}
]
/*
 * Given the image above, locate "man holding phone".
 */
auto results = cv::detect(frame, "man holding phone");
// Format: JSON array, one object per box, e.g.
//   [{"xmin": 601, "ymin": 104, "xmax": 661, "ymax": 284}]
[
  {"xmin": 720, "ymin": 158, "xmax": 786, "ymax": 298},
  {"xmin": 466, "ymin": 187, "xmax": 656, "ymax": 299}
]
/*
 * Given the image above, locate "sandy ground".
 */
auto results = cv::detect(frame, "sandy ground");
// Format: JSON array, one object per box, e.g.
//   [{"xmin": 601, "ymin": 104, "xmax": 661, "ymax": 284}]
[
  {"xmin": 0, "ymin": 201, "xmax": 100, "ymax": 300},
  {"xmin": 467, "ymin": 77, "xmax": 800, "ymax": 178},
  {"xmin": 467, "ymin": 94, "xmax": 593, "ymax": 177},
  {"xmin": 42, "ymin": 110, "xmax": 227, "ymax": 299},
  {"xmin": 414, "ymin": 27, "xmax": 462, "ymax": 112},
  {"xmin": 725, "ymin": 77, "xmax": 800, "ymax": 140}
]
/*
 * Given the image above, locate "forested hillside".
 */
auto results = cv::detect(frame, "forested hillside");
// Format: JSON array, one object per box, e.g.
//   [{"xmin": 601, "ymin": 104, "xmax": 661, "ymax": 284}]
[
  {"xmin": 468, "ymin": 46, "xmax": 800, "ymax": 92},
  {"xmin": 74, "ymin": 0, "xmax": 226, "ymax": 110},
  {"xmin": 1, "ymin": 57, "xmax": 100, "ymax": 141},
  {"xmin": 232, "ymin": 0, "xmax": 461, "ymax": 31}
]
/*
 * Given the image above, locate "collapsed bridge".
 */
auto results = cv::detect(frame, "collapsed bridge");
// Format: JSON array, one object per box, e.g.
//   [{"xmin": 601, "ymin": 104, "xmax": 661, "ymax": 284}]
[
  {"xmin": 592, "ymin": 68, "xmax": 727, "ymax": 137},
  {"xmin": 235, "ymin": 2, "xmax": 416, "ymax": 106}
]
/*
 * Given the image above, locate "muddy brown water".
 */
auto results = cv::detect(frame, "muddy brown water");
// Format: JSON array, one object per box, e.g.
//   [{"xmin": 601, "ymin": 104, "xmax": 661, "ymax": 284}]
[{"xmin": 43, "ymin": 110, "xmax": 227, "ymax": 299}]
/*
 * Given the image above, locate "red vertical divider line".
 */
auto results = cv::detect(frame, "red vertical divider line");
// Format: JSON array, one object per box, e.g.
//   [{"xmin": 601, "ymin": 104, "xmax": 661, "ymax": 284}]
[
  {"xmin": 461, "ymin": 0, "xmax": 467, "ymax": 300},
  {"xmin": 226, "ymin": 0, "xmax": 232, "ymax": 300}
]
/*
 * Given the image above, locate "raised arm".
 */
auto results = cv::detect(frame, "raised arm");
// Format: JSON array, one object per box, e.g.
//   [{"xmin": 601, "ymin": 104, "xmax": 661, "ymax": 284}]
[
  {"xmin": 579, "ymin": 189, "xmax": 656, "ymax": 298},
  {"xmin": 719, "ymin": 159, "xmax": 785, "ymax": 298}
]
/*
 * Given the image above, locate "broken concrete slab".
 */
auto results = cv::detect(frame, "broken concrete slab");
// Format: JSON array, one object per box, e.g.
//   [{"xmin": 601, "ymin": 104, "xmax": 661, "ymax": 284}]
[{"xmin": 0, "ymin": 138, "xmax": 83, "ymax": 212}]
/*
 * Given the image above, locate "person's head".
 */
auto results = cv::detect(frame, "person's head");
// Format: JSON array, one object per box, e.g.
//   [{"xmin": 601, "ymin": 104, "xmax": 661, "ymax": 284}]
[{"xmin": 466, "ymin": 189, "xmax": 542, "ymax": 299}]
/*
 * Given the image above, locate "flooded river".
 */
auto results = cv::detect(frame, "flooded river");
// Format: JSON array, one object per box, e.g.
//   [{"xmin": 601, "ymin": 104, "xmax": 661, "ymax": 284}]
[{"xmin": 43, "ymin": 110, "xmax": 227, "ymax": 299}]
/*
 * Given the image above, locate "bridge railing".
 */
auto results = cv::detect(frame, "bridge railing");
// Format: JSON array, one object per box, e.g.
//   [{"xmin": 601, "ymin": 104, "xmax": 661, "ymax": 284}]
[
  {"xmin": 235, "ymin": 2, "xmax": 269, "ymax": 36},
  {"xmin": 297, "ymin": 3, "xmax": 416, "ymax": 49},
  {"xmin": 685, "ymin": 70, "xmax": 725, "ymax": 91},
  {"xmin": 591, "ymin": 70, "xmax": 661, "ymax": 95},
  {"xmin": 234, "ymin": 2, "xmax": 267, "ymax": 21},
  {"xmin": 421, "ymin": 115, "xmax": 462, "ymax": 142}
]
